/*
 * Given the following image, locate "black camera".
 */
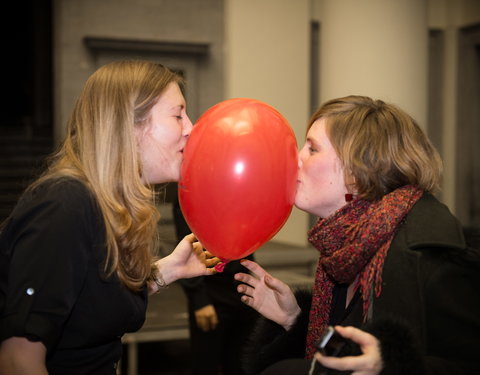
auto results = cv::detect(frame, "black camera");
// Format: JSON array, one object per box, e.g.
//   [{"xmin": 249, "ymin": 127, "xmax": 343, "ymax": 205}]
[{"xmin": 316, "ymin": 326, "xmax": 355, "ymax": 357}]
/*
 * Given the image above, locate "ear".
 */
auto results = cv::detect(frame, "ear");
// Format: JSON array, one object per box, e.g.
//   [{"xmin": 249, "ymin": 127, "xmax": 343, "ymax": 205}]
[
  {"xmin": 344, "ymin": 172, "xmax": 358, "ymax": 195},
  {"xmin": 134, "ymin": 121, "xmax": 149, "ymax": 146},
  {"xmin": 132, "ymin": 123, "xmax": 146, "ymax": 178},
  {"xmin": 344, "ymin": 170, "xmax": 355, "ymax": 186}
]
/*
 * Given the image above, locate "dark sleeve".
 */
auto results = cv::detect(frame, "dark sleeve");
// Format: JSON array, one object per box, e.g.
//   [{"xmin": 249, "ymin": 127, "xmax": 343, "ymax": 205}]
[
  {"xmin": 242, "ymin": 289, "xmax": 312, "ymax": 375},
  {"xmin": 420, "ymin": 249, "xmax": 480, "ymax": 375},
  {"xmin": 363, "ymin": 317, "xmax": 426, "ymax": 375},
  {"xmin": 366, "ymin": 248, "xmax": 480, "ymax": 375},
  {"xmin": 0, "ymin": 179, "xmax": 100, "ymax": 351}
]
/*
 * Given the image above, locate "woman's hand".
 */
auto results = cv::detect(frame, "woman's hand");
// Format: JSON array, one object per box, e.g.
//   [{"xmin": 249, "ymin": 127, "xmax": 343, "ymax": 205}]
[
  {"xmin": 314, "ymin": 326, "xmax": 383, "ymax": 375},
  {"xmin": 153, "ymin": 234, "xmax": 219, "ymax": 289},
  {"xmin": 234, "ymin": 259, "xmax": 301, "ymax": 330},
  {"xmin": 194, "ymin": 304, "xmax": 219, "ymax": 332}
]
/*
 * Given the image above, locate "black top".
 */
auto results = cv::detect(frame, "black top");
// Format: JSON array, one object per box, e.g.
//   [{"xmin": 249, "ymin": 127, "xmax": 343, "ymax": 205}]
[
  {"xmin": 329, "ymin": 283, "xmax": 361, "ymax": 327},
  {"xmin": 0, "ymin": 177, "xmax": 147, "ymax": 374}
]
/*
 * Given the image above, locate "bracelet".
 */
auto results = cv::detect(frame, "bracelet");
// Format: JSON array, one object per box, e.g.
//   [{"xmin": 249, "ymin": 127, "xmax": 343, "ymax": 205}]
[{"xmin": 151, "ymin": 270, "xmax": 168, "ymax": 293}]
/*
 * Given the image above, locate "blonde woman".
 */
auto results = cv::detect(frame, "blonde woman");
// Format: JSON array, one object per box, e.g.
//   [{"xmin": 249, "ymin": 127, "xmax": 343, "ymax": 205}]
[{"xmin": 0, "ymin": 60, "xmax": 217, "ymax": 375}]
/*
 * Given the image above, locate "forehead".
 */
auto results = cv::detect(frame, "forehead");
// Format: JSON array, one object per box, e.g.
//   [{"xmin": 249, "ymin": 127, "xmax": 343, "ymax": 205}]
[
  {"xmin": 307, "ymin": 118, "xmax": 328, "ymax": 142},
  {"xmin": 155, "ymin": 82, "xmax": 185, "ymax": 107}
]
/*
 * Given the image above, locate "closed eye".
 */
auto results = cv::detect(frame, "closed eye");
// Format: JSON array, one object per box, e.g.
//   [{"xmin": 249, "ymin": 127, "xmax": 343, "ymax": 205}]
[{"xmin": 306, "ymin": 137, "xmax": 321, "ymax": 154}]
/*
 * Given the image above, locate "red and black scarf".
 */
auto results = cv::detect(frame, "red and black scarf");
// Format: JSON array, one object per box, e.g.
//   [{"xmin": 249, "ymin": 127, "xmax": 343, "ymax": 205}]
[{"xmin": 305, "ymin": 185, "xmax": 423, "ymax": 359}]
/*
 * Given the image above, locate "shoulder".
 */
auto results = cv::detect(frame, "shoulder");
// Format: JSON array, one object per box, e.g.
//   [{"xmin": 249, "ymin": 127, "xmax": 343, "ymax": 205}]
[
  {"xmin": 23, "ymin": 177, "xmax": 97, "ymax": 217},
  {"xmin": 2, "ymin": 177, "xmax": 102, "ymax": 243},
  {"xmin": 397, "ymin": 192, "xmax": 466, "ymax": 251},
  {"xmin": 30, "ymin": 177, "xmax": 94, "ymax": 205},
  {"xmin": 463, "ymin": 225, "xmax": 480, "ymax": 250},
  {"xmin": 390, "ymin": 192, "xmax": 480, "ymax": 272}
]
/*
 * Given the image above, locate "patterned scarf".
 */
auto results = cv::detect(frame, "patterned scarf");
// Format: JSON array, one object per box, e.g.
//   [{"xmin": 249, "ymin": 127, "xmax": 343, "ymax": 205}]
[{"xmin": 304, "ymin": 185, "xmax": 423, "ymax": 359}]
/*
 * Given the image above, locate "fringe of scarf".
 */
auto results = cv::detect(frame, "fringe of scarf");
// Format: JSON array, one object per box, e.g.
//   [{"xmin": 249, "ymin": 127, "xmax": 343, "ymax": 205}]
[{"xmin": 305, "ymin": 185, "xmax": 423, "ymax": 359}]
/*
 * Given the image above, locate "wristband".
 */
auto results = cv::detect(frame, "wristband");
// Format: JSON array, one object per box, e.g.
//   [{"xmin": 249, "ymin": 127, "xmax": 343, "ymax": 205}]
[{"xmin": 151, "ymin": 269, "xmax": 168, "ymax": 293}]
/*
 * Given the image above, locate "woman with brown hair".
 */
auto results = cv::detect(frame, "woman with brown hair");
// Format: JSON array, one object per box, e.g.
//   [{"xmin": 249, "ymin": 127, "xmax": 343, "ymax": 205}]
[
  {"xmin": 236, "ymin": 95, "xmax": 480, "ymax": 374},
  {"xmin": 0, "ymin": 60, "xmax": 217, "ymax": 375}
]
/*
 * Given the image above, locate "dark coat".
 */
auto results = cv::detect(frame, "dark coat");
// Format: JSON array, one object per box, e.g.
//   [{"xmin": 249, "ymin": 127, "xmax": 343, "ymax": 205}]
[{"xmin": 243, "ymin": 193, "xmax": 480, "ymax": 375}]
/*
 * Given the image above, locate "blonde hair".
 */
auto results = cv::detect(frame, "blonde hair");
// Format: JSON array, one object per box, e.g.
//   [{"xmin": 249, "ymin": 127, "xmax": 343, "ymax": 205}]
[
  {"xmin": 309, "ymin": 95, "xmax": 442, "ymax": 201},
  {"xmin": 31, "ymin": 60, "xmax": 183, "ymax": 291}
]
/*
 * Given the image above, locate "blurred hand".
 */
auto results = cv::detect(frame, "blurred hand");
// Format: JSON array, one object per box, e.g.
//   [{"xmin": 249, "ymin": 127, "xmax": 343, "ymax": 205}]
[
  {"xmin": 234, "ymin": 259, "xmax": 301, "ymax": 330},
  {"xmin": 194, "ymin": 304, "xmax": 219, "ymax": 332},
  {"xmin": 314, "ymin": 326, "xmax": 383, "ymax": 375}
]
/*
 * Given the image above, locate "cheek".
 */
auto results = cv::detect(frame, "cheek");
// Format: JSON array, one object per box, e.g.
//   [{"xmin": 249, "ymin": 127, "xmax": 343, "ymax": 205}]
[
  {"xmin": 138, "ymin": 131, "xmax": 168, "ymax": 171},
  {"xmin": 302, "ymin": 157, "xmax": 346, "ymax": 196},
  {"xmin": 156, "ymin": 123, "xmax": 183, "ymax": 149},
  {"xmin": 303, "ymin": 158, "xmax": 327, "ymax": 186},
  {"xmin": 332, "ymin": 159, "xmax": 347, "ymax": 188},
  {"xmin": 145, "ymin": 127, "xmax": 176, "ymax": 155}
]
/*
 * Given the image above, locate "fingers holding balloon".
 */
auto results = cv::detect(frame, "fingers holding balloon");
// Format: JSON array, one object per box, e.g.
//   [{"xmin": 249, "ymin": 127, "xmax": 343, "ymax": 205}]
[
  {"xmin": 191, "ymin": 239, "xmax": 207, "ymax": 257},
  {"xmin": 183, "ymin": 233, "xmax": 198, "ymax": 245},
  {"xmin": 188, "ymin": 236, "xmax": 216, "ymax": 260},
  {"xmin": 204, "ymin": 254, "xmax": 220, "ymax": 268},
  {"xmin": 193, "ymin": 243, "xmax": 220, "ymax": 269},
  {"xmin": 192, "ymin": 241, "xmax": 203, "ymax": 254}
]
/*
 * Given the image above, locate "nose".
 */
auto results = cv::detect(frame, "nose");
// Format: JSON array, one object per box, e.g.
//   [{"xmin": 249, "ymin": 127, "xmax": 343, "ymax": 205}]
[{"xmin": 183, "ymin": 115, "xmax": 193, "ymax": 137}]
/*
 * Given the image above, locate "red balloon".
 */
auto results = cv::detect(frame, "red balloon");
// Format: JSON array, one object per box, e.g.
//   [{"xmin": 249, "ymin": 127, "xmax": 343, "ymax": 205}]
[{"xmin": 178, "ymin": 98, "xmax": 298, "ymax": 261}]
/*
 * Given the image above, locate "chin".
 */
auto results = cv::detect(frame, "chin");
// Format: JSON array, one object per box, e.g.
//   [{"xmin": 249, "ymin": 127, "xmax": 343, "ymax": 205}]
[
  {"xmin": 294, "ymin": 199, "xmax": 307, "ymax": 213},
  {"xmin": 295, "ymin": 199, "xmax": 319, "ymax": 217},
  {"xmin": 145, "ymin": 173, "xmax": 177, "ymax": 185},
  {"xmin": 162, "ymin": 175, "xmax": 179, "ymax": 184}
]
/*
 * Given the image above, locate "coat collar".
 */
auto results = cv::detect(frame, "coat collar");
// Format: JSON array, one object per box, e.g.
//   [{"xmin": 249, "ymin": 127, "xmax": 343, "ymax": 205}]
[{"xmin": 402, "ymin": 193, "xmax": 466, "ymax": 251}]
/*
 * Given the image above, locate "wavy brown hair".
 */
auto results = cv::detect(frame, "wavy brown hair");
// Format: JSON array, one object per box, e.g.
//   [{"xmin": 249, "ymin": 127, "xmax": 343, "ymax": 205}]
[
  {"xmin": 308, "ymin": 95, "xmax": 442, "ymax": 201},
  {"xmin": 30, "ymin": 60, "xmax": 183, "ymax": 291}
]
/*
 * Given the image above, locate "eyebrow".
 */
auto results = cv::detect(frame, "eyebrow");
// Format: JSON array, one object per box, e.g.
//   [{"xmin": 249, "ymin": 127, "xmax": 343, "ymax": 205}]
[{"xmin": 306, "ymin": 136, "xmax": 319, "ymax": 145}]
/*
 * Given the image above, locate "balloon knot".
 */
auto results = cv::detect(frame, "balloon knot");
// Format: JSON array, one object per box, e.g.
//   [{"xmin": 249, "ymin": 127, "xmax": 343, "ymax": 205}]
[{"xmin": 214, "ymin": 257, "xmax": 230, "ymax": 273}]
